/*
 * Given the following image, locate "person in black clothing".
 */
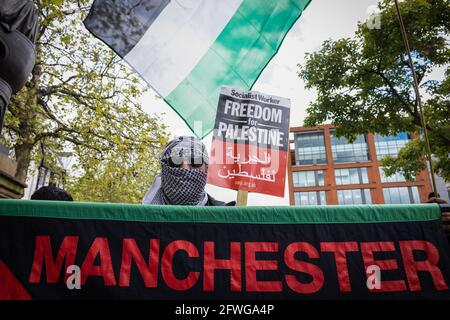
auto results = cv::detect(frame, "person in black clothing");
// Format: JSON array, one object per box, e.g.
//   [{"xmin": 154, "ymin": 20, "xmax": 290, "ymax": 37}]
[
  {"xmin": 142, "ymin": 136, "xmax": 234, "ymax": 206},
  {"xmin": 0, "ymin": 0, "xmax": 38, "ymax": 133},
  {"xmin": 426, "ymin": 192, "xmax": 450, "ymax": 244},
  {"xmin": 31, "ymin": 185, "xmax": 73, "ymax": 201}
]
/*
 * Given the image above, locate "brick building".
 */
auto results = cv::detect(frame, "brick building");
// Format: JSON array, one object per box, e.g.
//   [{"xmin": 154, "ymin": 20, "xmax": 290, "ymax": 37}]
[{"xmin": 288, "ymin": 124, "xmax": 432, "ymax": 206}]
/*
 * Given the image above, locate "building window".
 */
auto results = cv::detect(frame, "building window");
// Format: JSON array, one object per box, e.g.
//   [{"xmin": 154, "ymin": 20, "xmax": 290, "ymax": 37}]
[
  {"xmin": 294, "ymin": 132, "xmax": 327, "ymax": 166},
  {"xmin": 379, "ymin": 167, "xmax": 414, "ymax": 183},
  {"xmin": 330, "ymin": 133, "xmax": 370, "ymax": 163},
  {"xmin": 293, "ymin": 170, "xmax": 325, "ymax": 187},
  {"xmin": 290, "ymin": 142, "xmax": 296, "ymax": 166},
  {"xmin": 337, "ymin": 189, "xmax": 372, "ymax": 205},
  {"xmin": 375, "ymin": 132, "xmax": 411, "ymax": 160},
  {"xmin": 383, "ymin": 187, "xmax": 420, "ymax": 204},
  {"xmin": 294, "ymin": 191, "xmax": 326, "ymax": 205},
  {"xmin": 335, "ymin": 167, "xmax": 369, "ymax": 185}
]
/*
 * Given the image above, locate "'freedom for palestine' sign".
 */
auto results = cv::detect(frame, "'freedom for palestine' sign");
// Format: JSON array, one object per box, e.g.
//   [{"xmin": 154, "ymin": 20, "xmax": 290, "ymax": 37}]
[{"xmin": 208, "ymin": 86, "xmax": 290, "ymax": 197}]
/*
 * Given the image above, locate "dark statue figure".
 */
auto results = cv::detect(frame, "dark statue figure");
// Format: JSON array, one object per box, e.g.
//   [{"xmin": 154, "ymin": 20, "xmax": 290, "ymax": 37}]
[{"xmin": 0, "ymin": 0, "xmax": 38, "ymax": 133}]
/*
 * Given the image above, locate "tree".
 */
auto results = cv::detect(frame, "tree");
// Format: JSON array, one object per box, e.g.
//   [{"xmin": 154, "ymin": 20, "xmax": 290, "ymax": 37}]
[
  {"xmin": 65, "ymin": 142, "xmax": 162, "ymax": 203},
  {"xmin": 1, "ymin": 0, "xmax": 168, "ymax": 202},
  {"xmin": 298, "ymin": 0, "xmax": 449, "ymax": 181}
]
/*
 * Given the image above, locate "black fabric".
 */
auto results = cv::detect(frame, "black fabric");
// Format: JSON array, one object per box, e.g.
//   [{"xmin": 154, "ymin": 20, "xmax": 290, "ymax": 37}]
[
  {"xmin": 206, "ymin": 194, "xmax": 235, "ymax": 206},
  {"xmin": 0, "ymin": 97, "xmax": 5, "ymax": 131},
  {"xmin": 84, "ymin": 0, "xmax": 171, "ymax": 57},
  {"xmin": 30, "ymin": 185, "xmax": 73, "ymax": 202},
  {"xmin": 150, "ymin": 136, "xmax": 209, "ymax": 205},
  {"xmin": 1, "ymin": 216, "xmax": 449, "ymax": 299}
]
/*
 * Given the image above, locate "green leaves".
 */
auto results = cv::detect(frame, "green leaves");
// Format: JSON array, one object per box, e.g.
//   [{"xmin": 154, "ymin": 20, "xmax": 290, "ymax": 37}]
[
  {"xmin": 299, "ymin": 0, "xmax": 449, "ymax": 182},
  {"xmin": 1, "ymin": 0, "xmax": 169, "ymax": 202}
]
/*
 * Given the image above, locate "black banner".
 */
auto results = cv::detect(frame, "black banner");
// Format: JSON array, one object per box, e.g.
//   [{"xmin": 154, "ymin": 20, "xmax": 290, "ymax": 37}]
[{"xmin": 1, "ymin": 200, "xmax": 450, "ymax": 300}]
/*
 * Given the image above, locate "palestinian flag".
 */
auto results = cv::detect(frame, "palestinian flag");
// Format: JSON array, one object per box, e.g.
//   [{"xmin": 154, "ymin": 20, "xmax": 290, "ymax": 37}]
[{"xmin": 84, "ymin": 0, "xmax": 312, "ymax": 138}]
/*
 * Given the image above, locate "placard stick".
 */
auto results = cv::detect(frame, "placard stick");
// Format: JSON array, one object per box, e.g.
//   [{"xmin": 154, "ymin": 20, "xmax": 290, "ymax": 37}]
[{"xmin": 236, "ymin": 189, "xmax": 248, "ymax": 206}]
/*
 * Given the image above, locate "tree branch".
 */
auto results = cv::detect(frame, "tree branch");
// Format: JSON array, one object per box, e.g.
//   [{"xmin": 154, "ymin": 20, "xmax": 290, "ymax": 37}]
[{"xmin": 370, "ymin": 68, "xmax": 420, "ymax": 120}]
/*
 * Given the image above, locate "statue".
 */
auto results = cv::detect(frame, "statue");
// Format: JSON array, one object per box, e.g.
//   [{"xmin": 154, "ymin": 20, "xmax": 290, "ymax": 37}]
[{"xmin": 0, "ymin": 0, "xmax": 38, "ymax": 133}]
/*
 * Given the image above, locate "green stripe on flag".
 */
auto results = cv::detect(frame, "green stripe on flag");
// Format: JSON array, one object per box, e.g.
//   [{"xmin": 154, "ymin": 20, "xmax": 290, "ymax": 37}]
[
  {"xmin": 165, "ymin": 0, "xmax": 312, "ymax": 138},
  {"xmin": 0, "ymin": 199, "xmax": 441, "ymax": 224}
]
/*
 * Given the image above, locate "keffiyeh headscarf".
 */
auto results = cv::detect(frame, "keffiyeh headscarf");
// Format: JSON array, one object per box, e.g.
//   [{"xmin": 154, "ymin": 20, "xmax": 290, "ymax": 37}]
[{"xmin": 143, "ymin": 136, "xmax": 209, "ymax": 205}]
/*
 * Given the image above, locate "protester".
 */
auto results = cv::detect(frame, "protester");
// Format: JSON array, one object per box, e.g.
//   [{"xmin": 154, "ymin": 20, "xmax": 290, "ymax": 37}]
[
  {"xmin": 426, "ymin": 192, "xmax": 448, "ymax": 204},
  {"xmin": 425, "ymin": 192, "xmax": 450, "ymax": 244},
  {"xmin": 143, "ymin": 136, "xmax": 234, "ymax": 206},
  {"xmin": 30, "ymin": 184, "xmax": 73, "ymax": 201}
]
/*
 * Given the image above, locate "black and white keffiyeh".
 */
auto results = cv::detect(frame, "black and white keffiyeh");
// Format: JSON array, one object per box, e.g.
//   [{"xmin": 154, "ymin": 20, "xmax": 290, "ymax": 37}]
[{"xmin": 143, "ymin": 136, "xmax": 209, "ymax": 206}]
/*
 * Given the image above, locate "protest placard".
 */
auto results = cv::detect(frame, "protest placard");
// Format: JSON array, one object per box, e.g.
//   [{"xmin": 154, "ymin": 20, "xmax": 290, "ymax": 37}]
[{"xmin": 208, "ymin": 86, "xmax": 290, "ymax": 198}]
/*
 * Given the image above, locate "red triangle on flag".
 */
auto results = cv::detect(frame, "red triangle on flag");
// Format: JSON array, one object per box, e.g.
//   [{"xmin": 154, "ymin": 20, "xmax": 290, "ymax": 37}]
[{"xmin": 0, "ymin": 259, "xmax": 32, "ymax": 300}]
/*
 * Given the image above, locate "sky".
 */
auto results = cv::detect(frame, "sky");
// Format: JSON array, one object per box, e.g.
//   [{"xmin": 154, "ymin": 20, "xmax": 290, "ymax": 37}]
[{"xmin": 139, "ymin": 0, "xmax": 382, "ymax": 206}]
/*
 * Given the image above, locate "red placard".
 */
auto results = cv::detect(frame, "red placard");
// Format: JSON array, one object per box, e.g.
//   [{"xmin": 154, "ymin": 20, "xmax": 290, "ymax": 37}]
[{"xmin": 208, "ymin": 86, "xmax": 290, "ymax": 197}]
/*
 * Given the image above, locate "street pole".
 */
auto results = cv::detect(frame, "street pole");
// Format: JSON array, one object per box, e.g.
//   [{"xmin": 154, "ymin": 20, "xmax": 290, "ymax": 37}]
[{"xmin": 393, "ymin": 0, "xmax": 438, "ymax": 195}]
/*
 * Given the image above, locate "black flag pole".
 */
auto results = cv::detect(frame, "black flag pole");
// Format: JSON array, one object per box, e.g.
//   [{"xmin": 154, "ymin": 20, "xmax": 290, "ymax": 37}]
[{"xmin": 393, "ymin": 0, "xmax": 438, "ymax": 195}]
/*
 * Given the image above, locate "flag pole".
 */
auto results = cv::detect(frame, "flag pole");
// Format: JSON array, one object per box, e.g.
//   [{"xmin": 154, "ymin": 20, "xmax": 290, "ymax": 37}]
[
  {"xmin": 393, "ymin": 0, "xmax": 438, "ymax": 195},
  {"xmin": 236, "ymin": 189, "xmax": 248, "ymax": 206}
]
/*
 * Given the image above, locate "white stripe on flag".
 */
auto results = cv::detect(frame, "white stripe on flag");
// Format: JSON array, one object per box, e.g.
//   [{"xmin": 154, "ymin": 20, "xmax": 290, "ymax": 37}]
[{"xmin": 124, "ymin": 0, "xmax": 243, "ymax": 97}]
